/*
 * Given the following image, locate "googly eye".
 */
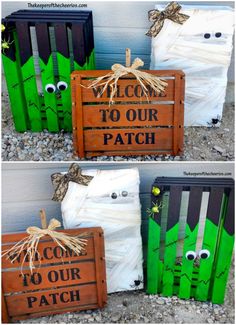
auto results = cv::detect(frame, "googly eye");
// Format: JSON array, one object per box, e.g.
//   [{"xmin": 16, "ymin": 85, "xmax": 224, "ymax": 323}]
[
  {"xmin": 198, "ymin": 249, "xmax": 210, "ymax": 259},
  {"xmin": 204, "ymin": 33, "xmax": 211, "ymax": 39},
  {"xmin": 215, "ymin": 32, "xmax": 222, "ymax": 38},
  {"xmin": 120, "ymin": 190, "xmax": 128, "ymax": 197},
  {"xmin": 57, "ymin": 81, "xmax": 68, "ymax": 91},
  {"xmin": 185, "ymin": 251, "xmax": 197, "ymax": 261},
  {"xmin": 110, "ymin": 192, "xmax": 118, "ymax": 199},
  {"xmin": 45, "ymin": 84, "xmax": 56, "ymax": 93}
]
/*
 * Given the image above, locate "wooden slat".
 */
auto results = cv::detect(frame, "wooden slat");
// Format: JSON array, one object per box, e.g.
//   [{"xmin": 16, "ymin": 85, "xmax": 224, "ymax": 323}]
[
  {"xmin": 85, "ymin": 149, "xmax": 174, "ymax": 158},
  {"xmin": 2, "ymin": 262, "xmax": 96, "ymax": 294},
  {"xmin": 2, "ymin": 229, "xmax": 96, "ymax": 269},
  {"xmin": 54, "ymin": 23, "xmax": 72, "ymax": 131},
  {"xmin": 1, "ymin": 28, "xmax": 29, "ymax": 131},
  {"xmin": 178, "ymin": 74, "xmax": 185, "ymax": 154},
  {"xmin": 178, "ymin": 186, "xmax": 203, "ymax": 299},
  {"xmin": 81, "ymin": 78, "xmax": 175, "ymax": 102},
  {"xmin": 84, "ymin": 128, "xmax": 173, "ymax": 152},
  {"xmin": 195, "ymin": 187, "xmax": 224, "ymax": 301},
  {"xmin": 162, "ymin": 186, "xmax": 182, "ymax": 297},
  {"xmin": 211, "ymin": 188, "xmax": 234, "ymax": 304},
  {"xmin": 72, "ymin": 22, "xmax": 87, "ymax": 70},
  {"xmin": 173, "ymin": 73, "xmax": 183, "ymax": 155},
  {"xmin": 83, "ymin": 104, "xmax": 174, "ymax": 127},
  {"xmin": 1, "ymin": 290, "xmax": 9, "ymax": 324},
  {"xmin": 72, "ymin": 70, "xmax": 184, "ymax": 78},
  {"xmin": 6, "ymin": 284, "xmax": 98, "ymax": 317},
  {"xmin": 15, "ymin": 21, "xmax": 42, "ymax": 131},
  {"xmin": 75, "ymin": 75, "xmax": 85, "ymax": 157},
  {"xmin": 35, "ymin": 22, "xmax": 59, "ymax": 132}
]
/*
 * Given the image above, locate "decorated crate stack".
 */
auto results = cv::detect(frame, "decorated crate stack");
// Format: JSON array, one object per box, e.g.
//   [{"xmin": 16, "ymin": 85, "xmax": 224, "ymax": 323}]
[
  {"xmin": 147, "ymin": 177, "xmax": 234, "ymax": 304},
  {"xmin": 2, "ymin": 10, "xmax": 95, "ymax": 132}
]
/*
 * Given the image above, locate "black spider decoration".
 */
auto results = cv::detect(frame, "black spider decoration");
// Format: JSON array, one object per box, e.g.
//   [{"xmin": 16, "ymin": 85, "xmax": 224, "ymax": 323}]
[
  {"xmin": 207, "ymin": 115, "xmax": 222, "ymax": 127},
  {"xmin": 130, "ymin": 275, "xmax": 143, "ymax": 289}
]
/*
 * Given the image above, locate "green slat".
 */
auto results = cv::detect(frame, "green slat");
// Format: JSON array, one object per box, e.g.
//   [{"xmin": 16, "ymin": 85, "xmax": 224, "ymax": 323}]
[
  {"xmin": 211, "ymin": 190, "xmax": 234, "ymax": 304},
  {"xmin": 178, "ymin": 224, "xmax": 199, "ymax": 299},
  {"xmin": 178, "ymin": 187, "xmax": 202, "ymax": 299},
  {"xmin": 147, "ymin": 217, "xmax": 161, "ymax": 294},
  {"xmin": 56, "ymin": 52, "xmax": 72, "ymax": 131},
  {"xmin": 162, "ymin": 223, "xmax": 180, "ymax": 296},
  {"xmin": 20, "ymin": 56, "xmax": 42, "ymax": 131},
  {"xmin": 2, "ymin": 30, "xmax": 28, "ymax": 131},
  {"xmin": 195, "ymin": 222, "xmax": 219, "ymax": 302},
  {"xmin": 162, "ymin": 186, "xmax": 182, "ymax": 297},
  {"xmin": 39, "ymin": 55, "xmax": 59, "ymax": 132},
  {"xmin": 211, "ymin": 229, "xmax": 234, "ymax": 304},
  {"xmin": 74, "ymin": 60, "xmax": 87, "ymax": 71},
  {"xmin": 195, "ymin": 190, "xmax": 224, "ymax": 302},
  {"xmin": 87, "ymin": 49, "xmax": 96, "ymax": 69}
]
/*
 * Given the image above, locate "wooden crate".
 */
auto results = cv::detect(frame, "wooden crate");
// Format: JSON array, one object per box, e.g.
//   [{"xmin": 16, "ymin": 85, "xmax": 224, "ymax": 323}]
[
  {"xmin": 147, "ymin": 177, "xmax": 234, "ymax": 304},
  {"xmin": 2, "ymin": 10, "xmax": 95, "ymax": 132},
  {"xmin": 2, "ymin": 227, "xmax": 107, "ymax": 322},
  {"xmin": 71, "ymin": 70, "xmax": 185, "ymax": 158}
]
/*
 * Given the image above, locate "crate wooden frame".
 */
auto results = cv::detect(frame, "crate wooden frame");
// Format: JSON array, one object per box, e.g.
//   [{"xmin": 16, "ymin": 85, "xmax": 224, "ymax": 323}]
[
  {"xmin": 2, "ymin": 10, "xmax": 95, "ymax": 132},
  {"xmin": 71, "ymin": 70, "xmax": 185, "ymax": 158},
  {"xmin": 2, "ymin": 227, "xmax": 107, "ymax": 323},
  {"xmin": 147, "ymin": 177, "xmax": 234, "ymax": 304}
]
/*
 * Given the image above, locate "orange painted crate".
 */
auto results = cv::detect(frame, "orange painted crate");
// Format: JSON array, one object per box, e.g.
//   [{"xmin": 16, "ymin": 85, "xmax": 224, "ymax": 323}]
[
  {"xmin": 71, "ymin": 70, "xmax": 185, "ymax": 158},
  {"xmin": 2, "ymin": 227, "xmax": 107, "ymax": 323}
]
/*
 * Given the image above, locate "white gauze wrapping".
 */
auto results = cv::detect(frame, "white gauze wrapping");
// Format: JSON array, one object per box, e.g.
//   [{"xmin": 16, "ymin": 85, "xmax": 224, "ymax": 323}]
[
  {"xmin": 150, "ymin": 5, "xmax": 234, "ymax": 126},
  {"xmin": 61, "ymin": 168, "xmax": 143, "ymax": 293}
]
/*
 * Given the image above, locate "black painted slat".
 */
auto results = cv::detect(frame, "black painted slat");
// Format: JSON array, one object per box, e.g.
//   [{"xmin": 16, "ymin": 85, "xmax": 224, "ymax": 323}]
[
  {"xmin": 15, "ymin": 21, "xmax": 32, "ymax": 66},
  {"xmin": 186, "ymin": 186, "xmax": 203, "ymax": 231},
  {"xmin": 35, "ymin": 23, "xmax": 52, "ymax": 66},
  {"xmin": 54, "ymin": 23, "xmax": 70, "ymax": 59},
  {"xmin": 71, "ymin": 22, "xmax": 86, "ymax": 67},
  {"xmin": 166, "ymin": 186, "xmax": 182, "ymax": 231},
  {"xmin": 206, "ymin": 187, "xmax": 225, "ymax": 226},
  {"xmin": 223, "ymin": 188, "xmax": 234, "ymax": 236}
]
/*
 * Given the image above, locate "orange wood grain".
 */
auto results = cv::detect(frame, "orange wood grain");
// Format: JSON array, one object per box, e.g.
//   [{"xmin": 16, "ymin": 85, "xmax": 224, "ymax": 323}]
[
  {"xmin": 6, "ymin": 284, "xmax": 98, "ymax": 317},
  {"xmin": 82, "ymin": 104, "xmax": 174, "ymax": 127},
  {"xmin": 2, "ymin": 261, "xmax": 96, "ymax": 294},
  {"xmin": 2, "ymin": 234, "xmax": 94, "ymax": 269},
  {"xmin": 81, "ymin": 78, "xmax": 175, "ymax": 102},
  {"xmin": 84, "ymin": 128, "xmax": 173, "ymax": 151}
]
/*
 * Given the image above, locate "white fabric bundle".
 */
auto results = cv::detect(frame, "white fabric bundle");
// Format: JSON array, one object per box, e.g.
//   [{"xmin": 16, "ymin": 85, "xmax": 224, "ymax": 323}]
[
  {"xmin": 61, "ymin": 168, "xmax": 143, "ymax": 293},
  {"xmin": 150, "ymin": 5, "xmax": 234, "ymax": 126}
]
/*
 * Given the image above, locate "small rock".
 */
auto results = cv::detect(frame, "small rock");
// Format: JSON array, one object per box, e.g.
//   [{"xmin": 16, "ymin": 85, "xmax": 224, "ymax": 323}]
[
  {"xmin": 111, "ymin": 313, "xmax": 121, "ymax": 322},
  {"xmin": 156, "ymin": 299, "xmax": 165, "ymax": 305},
  {"xmin": 207, "ymin": 317, "xmax": 214, "ymax": 323},
  {"xmin": 213, "ymin": 145, "xmax": 225, "ymax": 154},
  {"xmin": 122, "ymin": 299, "xmax": 129, "ymax": 307}
]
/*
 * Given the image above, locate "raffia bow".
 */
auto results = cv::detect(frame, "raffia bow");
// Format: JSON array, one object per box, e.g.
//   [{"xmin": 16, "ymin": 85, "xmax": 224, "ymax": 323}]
[
  {"xmin": 51, "ymin": 163, "xmax": 93, "ymax": 202},
  {"xmin": 2, "ymin": 218, "xmax": 87, "ymax": 274},
  {"xmin": 146, "ymin": 1, "xmax": 190, "ymax": 37},
  {"xmin": 85, "ymin": 57, "xmax": 168, "ymax": 105}
]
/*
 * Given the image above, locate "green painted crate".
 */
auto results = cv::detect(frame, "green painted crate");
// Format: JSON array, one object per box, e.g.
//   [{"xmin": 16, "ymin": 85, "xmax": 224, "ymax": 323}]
[
  {"xmin": 2, "ymin": 10, "xmax": 95, "ymax": 132},
  {"xmin": 147, "ymin": 177, "xmax": 234, "ymax": 304}
]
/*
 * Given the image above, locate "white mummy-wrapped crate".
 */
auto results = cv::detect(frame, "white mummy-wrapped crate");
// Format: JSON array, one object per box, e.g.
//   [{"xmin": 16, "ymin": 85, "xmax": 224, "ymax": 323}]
[
  {"xmin": 60, "ymin": 167, "xmax": 143, "ymax": 293},
  {"xmin": 150, "ymin": 5, "xmax": 234, "ymax": 126}
]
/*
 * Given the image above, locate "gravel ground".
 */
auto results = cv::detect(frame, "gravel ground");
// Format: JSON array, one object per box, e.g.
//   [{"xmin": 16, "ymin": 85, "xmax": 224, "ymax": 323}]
[
  {"xmin": 18, "ymin": 261, "xmax": 234, "ymax": 324},
  {"xmin": 1, "ymin": 92, "xmax": 234, "ymax": 161}
]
